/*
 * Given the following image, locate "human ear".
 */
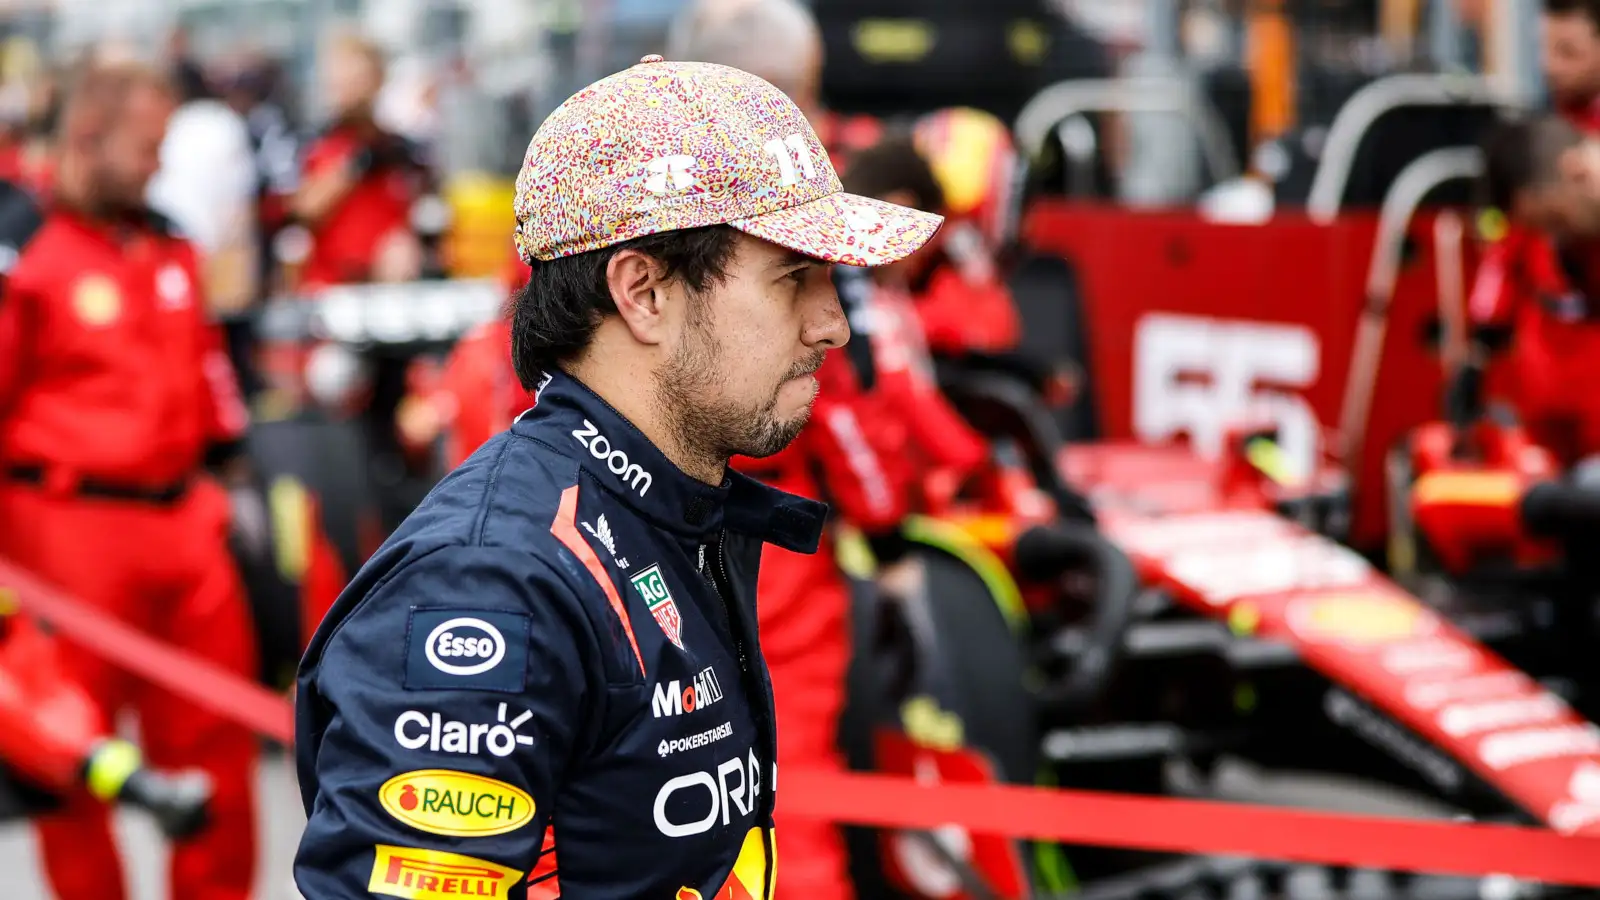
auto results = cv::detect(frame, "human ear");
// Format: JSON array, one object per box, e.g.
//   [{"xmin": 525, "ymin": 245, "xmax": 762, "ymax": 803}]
[{"xmin": 606, "ymin": 249, "xmax": 672, "ymax": 346}]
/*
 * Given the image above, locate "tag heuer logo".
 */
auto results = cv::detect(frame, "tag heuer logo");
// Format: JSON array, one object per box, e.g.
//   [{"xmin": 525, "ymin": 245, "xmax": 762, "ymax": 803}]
[{"xmin": 630, "ymin": 564, "xmax": 685, "ymax": 651}]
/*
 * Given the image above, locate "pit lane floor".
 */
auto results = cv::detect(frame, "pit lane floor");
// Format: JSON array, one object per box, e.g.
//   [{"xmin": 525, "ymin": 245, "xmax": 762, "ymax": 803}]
[{"xmin": 0, "ymin": 744, "xmax": 306, "ymax": 900}]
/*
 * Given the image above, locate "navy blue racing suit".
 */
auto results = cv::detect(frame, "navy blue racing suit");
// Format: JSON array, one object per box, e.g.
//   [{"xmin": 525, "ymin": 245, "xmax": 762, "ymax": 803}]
[{"xmin": 294, "ymin": 370, "xmax": 828, "ymax": 900}]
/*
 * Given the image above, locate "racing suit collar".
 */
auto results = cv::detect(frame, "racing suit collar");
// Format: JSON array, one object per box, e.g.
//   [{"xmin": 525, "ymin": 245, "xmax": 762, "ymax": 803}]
[{"xmin": 517, "ymin": 370, "xmax": 828, "ymax": 552}]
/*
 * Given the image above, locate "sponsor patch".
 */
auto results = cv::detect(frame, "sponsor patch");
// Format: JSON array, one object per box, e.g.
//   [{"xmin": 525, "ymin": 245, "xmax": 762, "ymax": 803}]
[
  {"xmin": 660, "ymin": 721, "xmax": 734, "ymax": 757},
  {"xmin": 631, "ymin": 564, "xmax": 686, "ymax": 651},
  {"xmin": 652, "ymin": 667, "xmax": 725, "ymax": 718},
  {"xmin": 368, "ymin": 843, "xmax": 520, "ymax": 900},
  {"xmin": 678, "ymin": 827, "xmax": 772, "ymax": 899},
  {"xmin": 1479, "ymin": 724, "xmax": 1600, "ymax": 771},
  {"xmin": 404, "ymin": 609, "xmax": 529, "ymax": 693},
  {"xmin": 1550, "ymin": 762, "xmax": 1600, "ymax": 834},
  {"xmin": 1286, "ymin": 591, "xmax": 1437, "ymax": 646},
  {"xmin": 379, "ymin": 769, "xmax": 535, "ymax": 838},
  {"xmin": 72, "ymin": 275, "xmax": 122, "ymax": 326},
  {"xmin": 393, "ymin": 702, "xmax": 536, "ymax": 758},
  {"xmin": 653, "ymin": 748, "xmax": 764, "ymax": 838}
]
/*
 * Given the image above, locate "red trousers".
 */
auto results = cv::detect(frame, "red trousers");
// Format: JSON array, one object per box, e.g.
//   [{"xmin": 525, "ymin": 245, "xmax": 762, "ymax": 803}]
[
  {"xmin": 0, "ymin": 612, "xmax": 106, "ymax": 791},
  {"xmin": 0, "ymin": 479, "xmax": 258, "ymax": 900},
  {"xmin": 758, "ymin": 540, "xmax": 854, "ymax": 900}
]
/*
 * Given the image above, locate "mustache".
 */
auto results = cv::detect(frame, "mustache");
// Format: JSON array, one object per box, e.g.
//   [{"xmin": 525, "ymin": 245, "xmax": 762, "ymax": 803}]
[{"xmin": 785, "ymin": 353, "xmax": 826, "ymax": 381}]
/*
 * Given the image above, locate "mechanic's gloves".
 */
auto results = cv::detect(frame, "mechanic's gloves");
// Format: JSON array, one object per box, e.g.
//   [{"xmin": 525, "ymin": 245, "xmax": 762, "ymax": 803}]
[{"xmin": 83, "ymin": 738, "xmax": 213, "ymax": 840}]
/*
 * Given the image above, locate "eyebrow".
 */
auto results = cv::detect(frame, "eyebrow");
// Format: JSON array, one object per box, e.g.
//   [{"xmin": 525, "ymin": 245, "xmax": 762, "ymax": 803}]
[{"xmin": 772, "ymin": 249, "xmax": 818, "ymax": 271}]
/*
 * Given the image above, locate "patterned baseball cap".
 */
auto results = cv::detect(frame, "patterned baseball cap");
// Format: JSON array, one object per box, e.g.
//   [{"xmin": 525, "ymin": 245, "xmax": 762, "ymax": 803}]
[{"xmin": 513, "ymin": 55, "xmax": 943, "ymax": 266}]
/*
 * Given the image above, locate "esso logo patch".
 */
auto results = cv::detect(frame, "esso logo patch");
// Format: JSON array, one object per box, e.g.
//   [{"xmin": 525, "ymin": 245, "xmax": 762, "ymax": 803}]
[{"xmin": 425, "ymin": 618, "xmax": 507, "ymax": 676}]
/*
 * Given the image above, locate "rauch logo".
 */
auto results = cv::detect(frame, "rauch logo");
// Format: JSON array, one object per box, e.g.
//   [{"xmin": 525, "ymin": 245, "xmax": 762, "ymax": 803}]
[{"xmin": 378, "ymin": 769, "xmax": 535, "ymax": 838}]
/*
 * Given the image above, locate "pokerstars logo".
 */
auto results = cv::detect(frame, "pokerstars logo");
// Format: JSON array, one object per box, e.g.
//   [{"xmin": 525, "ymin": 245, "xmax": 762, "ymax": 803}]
[
  {"xmin": 393, "ymin": 703, "xmax": 536, "ymax": 758},
  {"xmin": 653, "ymin": 667, "xmax": 724, "ymax": 719}
]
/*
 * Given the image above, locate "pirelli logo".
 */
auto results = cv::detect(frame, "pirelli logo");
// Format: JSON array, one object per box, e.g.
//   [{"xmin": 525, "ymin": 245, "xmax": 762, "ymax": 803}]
[{"xmin": 368, "ymin": 844, "xmax": 521, "ymax": 900}]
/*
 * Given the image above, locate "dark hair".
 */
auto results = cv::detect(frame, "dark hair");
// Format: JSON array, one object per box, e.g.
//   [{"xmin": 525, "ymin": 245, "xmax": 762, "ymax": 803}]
[
  {"xmin": 1546, "ymin": 0, "xmax": 1600, "ymax": 28},
  {"xmin": 510, "ymin": 225, "xmax": 740, "ymax": 389},
  {"xmin": 1480, "ymin": 115, "xmax": 1582, "ymax": 211},
  {"xmin": 841, "ymin": 133, "xmax": 945, "ymax": 212}
]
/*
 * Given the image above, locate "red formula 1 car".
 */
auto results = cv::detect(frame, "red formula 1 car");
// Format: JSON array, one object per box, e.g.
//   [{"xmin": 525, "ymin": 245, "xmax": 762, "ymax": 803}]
[
  {"xmin": 837, "ymin": 70, "xmax": 1600, "ymax": 899},
  {"xmin": 843, "ymin": 386, "xmax": 1600, "ymax": 899}
]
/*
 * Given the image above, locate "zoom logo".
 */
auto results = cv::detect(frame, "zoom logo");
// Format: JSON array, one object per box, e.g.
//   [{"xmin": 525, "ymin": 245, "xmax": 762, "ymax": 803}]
[{"xmin": 572, "ymin": 419, "xmax": 653, "ymax": 496}]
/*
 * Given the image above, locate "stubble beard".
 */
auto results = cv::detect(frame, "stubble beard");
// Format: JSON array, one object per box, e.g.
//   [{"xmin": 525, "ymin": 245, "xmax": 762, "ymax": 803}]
[{"xmin": 654, "ymin": 316, "xmax": 820, "ymax": 470}]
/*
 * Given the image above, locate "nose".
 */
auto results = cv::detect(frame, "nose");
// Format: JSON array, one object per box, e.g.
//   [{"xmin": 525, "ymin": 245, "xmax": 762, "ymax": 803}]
[{"xmin": 804, "ymin": 281, "xmax": 850, "ymax": 350}]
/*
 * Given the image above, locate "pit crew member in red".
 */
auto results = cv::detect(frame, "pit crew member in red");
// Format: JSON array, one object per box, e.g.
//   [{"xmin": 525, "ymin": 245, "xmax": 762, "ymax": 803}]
[
  {"xmin": 291, "ymin": 33, "xmax": 426, "ymax": 289},
  {"xmin": 293, "ymin": 55, "xmax": 941, "ymax": 899},
  {"xmin": 1463, "ymin": 115, "xmax": 1600, "ymax": 465},
  {"xmin": 1544, "ymin": 0, "xmax": 1600, "ymax": 132},
  {"xmin": 0, "ymin": 61, "xmax": 258, "ymax": 900}
]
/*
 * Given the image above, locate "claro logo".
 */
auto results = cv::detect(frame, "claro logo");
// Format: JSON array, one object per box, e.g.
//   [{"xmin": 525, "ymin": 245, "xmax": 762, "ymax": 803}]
[{"xmin": 572, "ymin": 419, "xmax": 653, "ymax": 496}]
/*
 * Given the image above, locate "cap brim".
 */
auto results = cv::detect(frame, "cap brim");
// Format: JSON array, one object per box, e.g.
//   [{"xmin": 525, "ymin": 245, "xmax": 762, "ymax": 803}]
[{"xmin": 728, "ymin": 191, "xmax": 944, "ymax": 267}]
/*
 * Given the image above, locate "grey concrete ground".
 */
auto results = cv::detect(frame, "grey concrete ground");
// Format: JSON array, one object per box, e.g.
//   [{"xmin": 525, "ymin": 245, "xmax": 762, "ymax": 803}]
[{"xmin": 0, "ymin": 746, "xmax": 304, "ymax": 900}]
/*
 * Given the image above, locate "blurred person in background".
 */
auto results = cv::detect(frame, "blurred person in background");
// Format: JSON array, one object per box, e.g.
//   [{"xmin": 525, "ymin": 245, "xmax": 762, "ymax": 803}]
[
  {"xmin": 668, "ymin": 3, "xmax": 921, "ymax": 899},
  {"xmin": 147, "ymin": 46, "xmax": 262, "ymax": 398},
  {"xmin": 0, "ymin": 59, "xmax": 258, "ymax": 900},
  {"xmin": 1543, "ymin": 0, "xmax": 1600, "ymax": 129},
  {"xmin": 907, "ymin": 109, "xmax": 1024, "ymax": 355},
  {"xmin": 836, "ymin": 134, "xmax": 994, "ymax": 487},
  {"xmin": 665, "ymin": 0, "xmax": 883, "ymax": 169},
  {"xmin": 1460, "ymin": 115, "xmax": 1600, "ymax": 466},
  {"xmin": 424, "ymin": 256, "xmax": 533, "ymax": 467},
  {"xmin": 216, "ymin": 50, "xmax": 302, "ymax": 309},
  {"xmin": 0, "ymin": 52, "xmax": 62, "ymax": 196},
  {"xmin": 291, "ymin": 32, "xmax": 428, "ymax": 289}
]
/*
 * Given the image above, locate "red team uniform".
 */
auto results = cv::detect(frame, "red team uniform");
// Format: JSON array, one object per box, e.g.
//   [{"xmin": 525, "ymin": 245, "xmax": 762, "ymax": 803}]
[
  {"xmin": 297, "ymin": 125, "xmax": 420, "ymax": 289},
  {"xmin": 0, "ymin": 196, "xmax": 258, "ymax": 900},
  {"xmin": 1466, "ymin": 100, "xmax": 1600, "ymax": 465},
  {"xmin": 1469, "ymin": 225, "xmax": 1600, "ymax": 464}
]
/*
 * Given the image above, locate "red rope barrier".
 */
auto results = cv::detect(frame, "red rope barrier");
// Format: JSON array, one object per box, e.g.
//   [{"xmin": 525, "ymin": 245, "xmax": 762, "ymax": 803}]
[
  {"xmin": 0, "ymin": 557, "xmax": 294, "ymax": 744},
  {"xmin": 783, "ymin": 770, "xmax": 1600, "ymax": 886},
  {"xmin": 10, "ymin": 554, "xmax": 1600, "ymax": 886}
]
